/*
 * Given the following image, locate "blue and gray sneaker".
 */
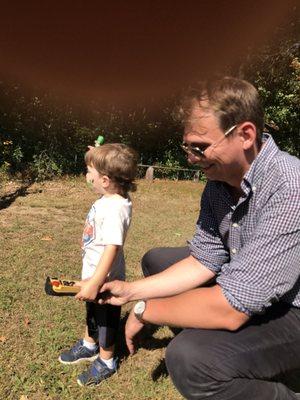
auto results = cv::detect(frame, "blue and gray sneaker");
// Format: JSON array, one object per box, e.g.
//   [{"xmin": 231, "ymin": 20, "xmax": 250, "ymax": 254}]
[
  {"xmin": 58, "ymin": 339, "xmax": 99, "ymax": 364},
  {"xmin": 77, "ymin": 356, "xmax": 117, "ymax": 386}
]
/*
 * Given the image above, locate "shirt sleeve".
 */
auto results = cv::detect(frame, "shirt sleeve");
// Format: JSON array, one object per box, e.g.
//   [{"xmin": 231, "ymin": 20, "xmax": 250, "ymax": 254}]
[
  {"xmin": 189, "ymin": 183, "xmax": 230, "ymax": 272},
  {"xmin": 217, "ymin": 185, "xmax": 300, "ymax": 316}
]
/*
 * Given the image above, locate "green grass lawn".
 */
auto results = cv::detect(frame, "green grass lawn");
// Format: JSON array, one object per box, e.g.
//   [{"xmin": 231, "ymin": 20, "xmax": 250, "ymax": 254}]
[{"xmin": 0, "ymin": 177, "xmax": 204, "ymax": 400}]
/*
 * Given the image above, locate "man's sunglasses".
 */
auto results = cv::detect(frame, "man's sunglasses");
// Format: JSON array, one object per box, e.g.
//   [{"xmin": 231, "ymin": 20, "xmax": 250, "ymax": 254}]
[{"xmin": 181, "ymin": 125, "xmax": 237, "ymax": 158}]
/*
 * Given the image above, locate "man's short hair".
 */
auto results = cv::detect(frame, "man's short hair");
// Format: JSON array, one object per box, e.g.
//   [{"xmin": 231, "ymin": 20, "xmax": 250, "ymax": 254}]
[{"xmin": 179, "ymin": 77, "xmax": 265, "ymax": 142}]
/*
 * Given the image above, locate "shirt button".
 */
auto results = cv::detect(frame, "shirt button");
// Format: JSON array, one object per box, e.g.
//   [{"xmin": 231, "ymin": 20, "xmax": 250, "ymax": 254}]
[
  {"xmin": 252, "ymin": 185, "xmax": 257, "ymax": 192},
  {"xmin": 232, "ymin": 223, "xmax": 239, "ymax": 228},
  {"xmin": 231, "ymin": 248, "xmax": 237, "ymax": 254}
]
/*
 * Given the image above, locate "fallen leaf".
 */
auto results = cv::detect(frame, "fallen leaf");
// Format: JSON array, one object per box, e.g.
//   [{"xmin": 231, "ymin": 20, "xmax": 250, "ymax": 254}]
[
  {"xmin": 0, "ymin": 336, "xmax": 7, "ymax": 343},
  {"xmin": 41, "ymin": 236, "xmax": 53, "ymax": 241},
  {"xmin": 20, "ymin": 395, "xmax": 29, "ymax": 400},
  {"xmin": 24, "ymin": 318, "xmax": 31, "ymax": 326}
]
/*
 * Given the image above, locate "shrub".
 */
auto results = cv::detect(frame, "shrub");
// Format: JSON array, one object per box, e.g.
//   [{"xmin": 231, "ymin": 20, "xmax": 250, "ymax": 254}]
[{"xmin": 30, "ymin": 151, "xmax": 63, "ymax": 182}]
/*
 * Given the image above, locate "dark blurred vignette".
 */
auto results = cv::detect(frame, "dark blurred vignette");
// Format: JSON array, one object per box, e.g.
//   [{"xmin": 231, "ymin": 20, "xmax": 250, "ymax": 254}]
[{"xmin": 0, "ymin": 0, "xmax": 298, "ymax": 106}]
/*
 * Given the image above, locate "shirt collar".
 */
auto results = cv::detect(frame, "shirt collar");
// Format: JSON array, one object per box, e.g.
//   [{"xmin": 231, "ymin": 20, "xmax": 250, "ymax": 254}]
[
  {"xmin": 216, "ymin": 134, "xmax": 280, "ymax": 202},
  {"xmin": 242, "ymin": 133, "xmax": 279, "ymax": 193}
]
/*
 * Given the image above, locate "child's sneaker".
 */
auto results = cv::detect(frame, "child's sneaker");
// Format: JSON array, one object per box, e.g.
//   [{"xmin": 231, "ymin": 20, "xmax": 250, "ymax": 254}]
[
  {"xmin": 58, "ymin": 339, "xmax": 99, "ymax": 364},
  {"xmin": 77, "ymin": 356, "xmax": 117, "ymax": 386}
]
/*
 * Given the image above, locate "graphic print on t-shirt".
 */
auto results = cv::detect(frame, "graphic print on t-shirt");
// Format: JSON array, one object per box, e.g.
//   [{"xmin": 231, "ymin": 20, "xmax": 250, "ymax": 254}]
[{"xmin": 82, "ymin": 206, "xmax": 95, "ymax": 248}]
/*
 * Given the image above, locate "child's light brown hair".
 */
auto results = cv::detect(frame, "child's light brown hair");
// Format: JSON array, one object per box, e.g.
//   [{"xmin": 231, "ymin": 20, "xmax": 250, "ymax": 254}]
[{"xmin": 85, "ymin": 143, "xmax": 138, "ymax": 197}]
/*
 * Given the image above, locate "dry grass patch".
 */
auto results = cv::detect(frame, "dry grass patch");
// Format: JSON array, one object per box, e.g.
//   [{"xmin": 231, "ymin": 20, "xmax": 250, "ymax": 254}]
[{"xmin": 0, "ymin": 177, "xmax": 204, "ymax": 400}]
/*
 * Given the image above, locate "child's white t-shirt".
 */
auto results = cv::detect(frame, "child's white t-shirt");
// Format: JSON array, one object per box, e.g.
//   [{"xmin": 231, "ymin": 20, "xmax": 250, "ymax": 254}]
[{"xmin": 81, "ymin": 194, "xmax": 132, "ymax": 281}]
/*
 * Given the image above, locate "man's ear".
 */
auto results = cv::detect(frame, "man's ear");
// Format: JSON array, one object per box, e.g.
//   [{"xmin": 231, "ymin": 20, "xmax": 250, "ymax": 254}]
[{"xmin": 238, "ymin": 122, "xmax": 257, "ymax": 150}]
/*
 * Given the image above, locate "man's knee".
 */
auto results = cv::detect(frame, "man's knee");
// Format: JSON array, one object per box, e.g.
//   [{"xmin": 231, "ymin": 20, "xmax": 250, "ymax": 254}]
[
  {"xmin": 141, "ymin": 246, "xmax": 189, "ymax": 277},
  {"xmin": 165, "ymin": 331, "xmax": 227, "ymax": 400},
  {"xmin": 165, "ymin": 333, "xmax": 204, "ymax": 399},
  {"xmin": 141, "ymin": 248, "xmax": 159, "ymax": 277}
]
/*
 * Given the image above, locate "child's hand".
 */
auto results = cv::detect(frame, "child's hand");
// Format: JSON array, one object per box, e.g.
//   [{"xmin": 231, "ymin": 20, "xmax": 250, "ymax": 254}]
[{"xmin": 75, "ymin": 279, "xmax": 100, "ymax": 302}]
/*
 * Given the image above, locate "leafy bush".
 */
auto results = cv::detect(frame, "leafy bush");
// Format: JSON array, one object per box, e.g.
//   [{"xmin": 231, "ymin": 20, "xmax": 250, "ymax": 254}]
[
  {"xmin": 0, "ymin": 20, "xmax": 299, "ymax": 181},
  {"xmin": 30, "ymin": 151, "xmax": 63, "ymax": 182},
  {"xmin": 234, "ymin": 21, "xmax": 300, "ymax": 157},
  {"xmin": 0, "ymin": 161, "xmax": 10, "ymax": 184}
]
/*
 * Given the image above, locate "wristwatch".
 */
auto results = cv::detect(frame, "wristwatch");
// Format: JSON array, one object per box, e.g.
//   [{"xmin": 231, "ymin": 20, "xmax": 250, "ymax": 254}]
[{"xmin": 134, "ymin": 300, "xmax": 146, "ymax": 322}]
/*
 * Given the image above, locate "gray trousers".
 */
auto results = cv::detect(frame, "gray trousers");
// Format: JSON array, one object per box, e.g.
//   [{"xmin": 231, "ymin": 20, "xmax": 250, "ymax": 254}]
[{"xmin": 142, "ymin": 247, "xmax": 300, "ymax": 400}]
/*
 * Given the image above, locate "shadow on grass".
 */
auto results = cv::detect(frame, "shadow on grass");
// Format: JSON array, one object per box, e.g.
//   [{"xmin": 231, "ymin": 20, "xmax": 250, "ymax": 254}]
[
  {"xmin": 116, "ymin": 312, "xmax": 181, "ymax": 381},
  {"xmin": 151, "ymin": 358, "xmax": 169, "ymax": 381},
  {"xmin": 0, "ymin": 181, "xmax": 36, "ymax": 210}
]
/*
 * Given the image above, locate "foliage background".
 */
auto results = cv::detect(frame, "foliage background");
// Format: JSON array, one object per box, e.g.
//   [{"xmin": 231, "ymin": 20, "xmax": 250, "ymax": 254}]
[{"xmin": 0, "ymin": 21, "xmax": 299, "ymax": 182}]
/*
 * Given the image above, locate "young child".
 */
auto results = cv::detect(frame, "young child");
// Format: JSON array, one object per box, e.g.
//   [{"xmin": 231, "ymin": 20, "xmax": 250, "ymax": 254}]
[{"xmin": 58, "ymin": 143, "xmax": 138, "ymax": 387}]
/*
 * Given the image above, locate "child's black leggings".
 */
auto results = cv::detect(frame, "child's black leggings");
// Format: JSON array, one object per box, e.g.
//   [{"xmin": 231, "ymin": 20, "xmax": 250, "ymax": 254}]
[{"xmin": 86, "ymin": 302, "xmax": 121, "ymax": 348}]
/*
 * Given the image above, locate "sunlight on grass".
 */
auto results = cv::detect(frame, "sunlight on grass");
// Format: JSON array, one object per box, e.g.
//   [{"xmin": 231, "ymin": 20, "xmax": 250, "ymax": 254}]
[{"xmin": 0, "ymin": 178, "xmax": 204, "ymax": 399}]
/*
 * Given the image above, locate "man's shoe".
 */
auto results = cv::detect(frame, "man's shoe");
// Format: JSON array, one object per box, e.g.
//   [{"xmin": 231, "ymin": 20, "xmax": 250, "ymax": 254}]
[
  {"xmin": 58, "ymin": 339, "xmax": 99, "ymax": 364},
  {"xmin": 77, "ymin": 356, "xmax": 117, "ymax": 386}
]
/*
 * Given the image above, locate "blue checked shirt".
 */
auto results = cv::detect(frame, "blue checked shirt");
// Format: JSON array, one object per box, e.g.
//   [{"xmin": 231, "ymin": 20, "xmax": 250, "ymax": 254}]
[{"xmin": 189, "ymin": 134, "xmax": 300, "ymax": 316}]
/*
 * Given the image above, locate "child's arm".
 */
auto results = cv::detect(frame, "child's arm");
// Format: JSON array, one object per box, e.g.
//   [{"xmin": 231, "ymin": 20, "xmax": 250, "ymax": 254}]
[{"xmin": 75, "ymin": 244, "xmax": 119, "ymax": 301}]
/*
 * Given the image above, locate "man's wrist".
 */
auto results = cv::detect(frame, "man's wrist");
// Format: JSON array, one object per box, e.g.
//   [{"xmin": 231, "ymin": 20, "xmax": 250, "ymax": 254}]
[
  {"xmin": 125, "ymin": 281, "xmax": 138, "ymax": 302},
  {"xmin": 134, "ymin": 300, "xmax": 147, "ymax": 323}
]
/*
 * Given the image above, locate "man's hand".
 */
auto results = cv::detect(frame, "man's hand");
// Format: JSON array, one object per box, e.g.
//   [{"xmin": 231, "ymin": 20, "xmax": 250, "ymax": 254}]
[
  {"xmin": 75, "ymin": 279, "xmax": 100, "ymax": 302},
  {"xmin": 125, "ymin": 308, "xmax": 145, "ymax": 355},
  {"xmin": 98, "ymin": 280, "xmax": 132, "ymax": 306}
]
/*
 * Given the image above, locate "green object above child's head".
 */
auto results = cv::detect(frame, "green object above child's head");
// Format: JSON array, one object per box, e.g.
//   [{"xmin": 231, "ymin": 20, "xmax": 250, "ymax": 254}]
[{"xmin": 95, "ymin": 135, "xmax": 105, "ymax": 147}]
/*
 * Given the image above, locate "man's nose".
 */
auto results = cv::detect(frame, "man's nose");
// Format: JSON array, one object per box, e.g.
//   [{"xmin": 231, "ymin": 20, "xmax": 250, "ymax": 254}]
[{"xmin": 188, "ymin": 154, "xmax": 201, "ymax": 164}]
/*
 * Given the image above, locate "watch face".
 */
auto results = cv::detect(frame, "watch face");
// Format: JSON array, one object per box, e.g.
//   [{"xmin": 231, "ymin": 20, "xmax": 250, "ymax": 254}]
[{"xmin": 135, "ymin": 301, "xmax": 146, "ymax": 315}]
